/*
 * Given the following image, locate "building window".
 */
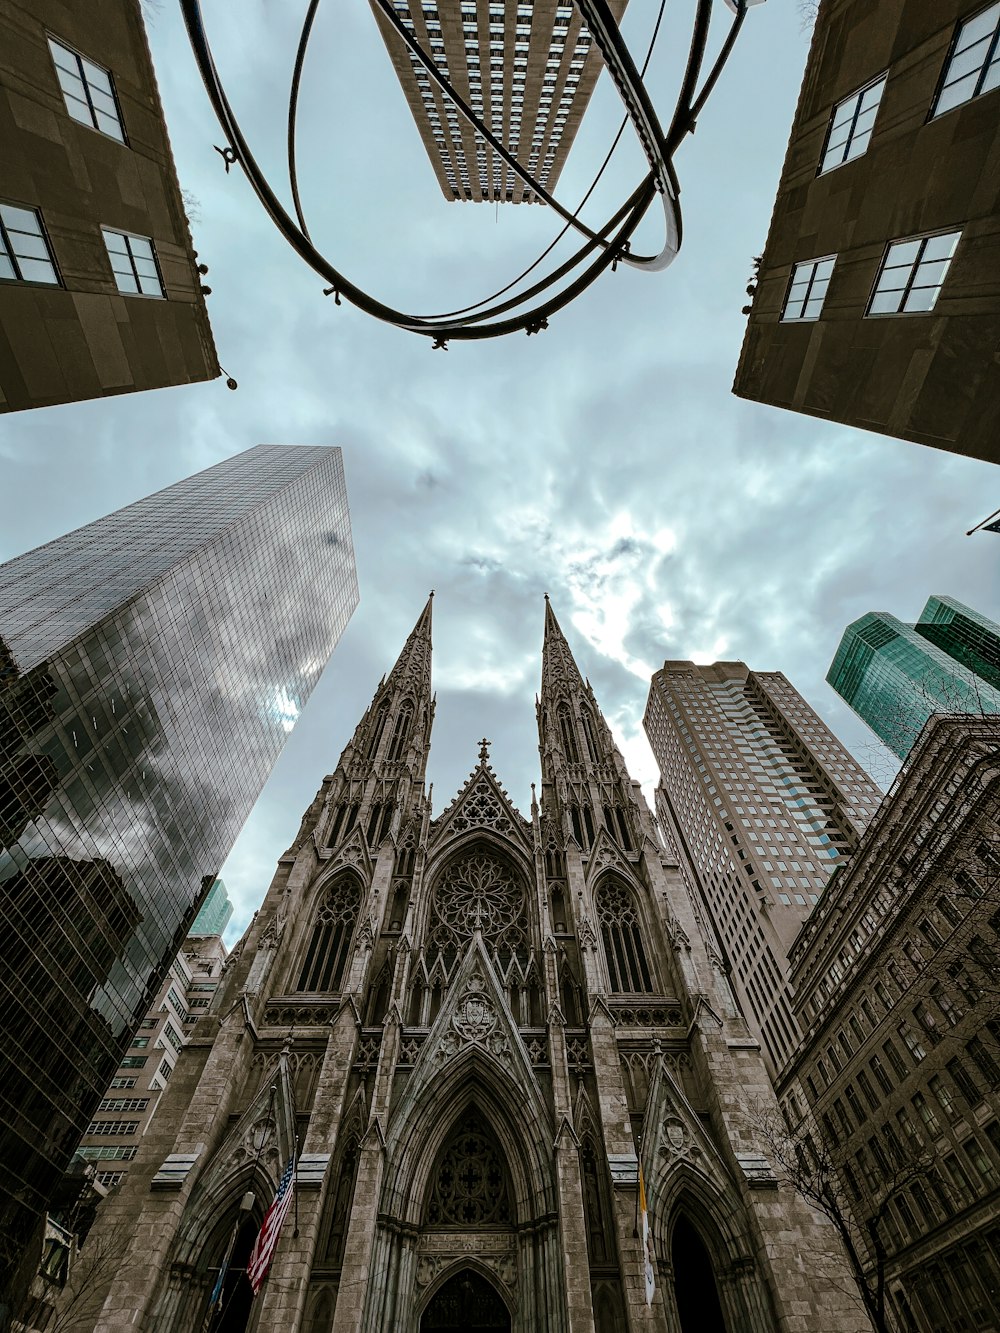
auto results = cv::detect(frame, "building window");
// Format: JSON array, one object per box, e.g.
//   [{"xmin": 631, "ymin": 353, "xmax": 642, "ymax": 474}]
[
  {"xmin": 781, "ymin": 256, "xmax": 836, "ymax": 322},
  {"xmin": 0, "ymin": 204, "xmax": 60, "ymax": 286},
  {"xmin": 86, "ymin": 1120, "xmax": 138, "ymax": 1136},
  {"xmin": 596, "ymin": 878, "xmax": 653, "ymax": 993},
  {"xmin": 820, "ymin": 75, "xmax": 886, "ymax": 172},
  {"xmin": 47, "ymin": 37, "xmax": 126, "ymax": 141},
  {"xmin": 101, "ymin": 228, "xmax": 165, "ymax": 298},
  {"xmin": 933, "ymin": 2, "xmax": 1000, "ymax": 117},
  {"xmin": 867, "ymin": 231, "xmax": 961, "ymax": 316},
  {"xmin": 297, "ymin": 874, "xmax": 360, "ymax": 992}
]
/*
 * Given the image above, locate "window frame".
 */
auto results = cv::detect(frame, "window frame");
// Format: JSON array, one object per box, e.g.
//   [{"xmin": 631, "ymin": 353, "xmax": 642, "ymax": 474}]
[
  {"xmin": 46, "ymin": 34, "xmax": 128, "ymax": 143},
  {"xmin": 101, "ymin": 227, "xmax": 166, "ymax": 299},
  {"xmin": 930, "ymin": 1, "xmax": 1000, "ymax": 120},
  {"xmin": 780, "ymin": 255, "xmax": 837, "ymax": 323},
  {"xmin": 866, "ymin": 230, "xmax": 962, "ymax": 318},
  {"xmin": 0, "ymin": 202, "xmax": 61, "ymax": 287},
  {"xmin": 818, "ymin": 73, "xmax": 888, "ymax": 175}
]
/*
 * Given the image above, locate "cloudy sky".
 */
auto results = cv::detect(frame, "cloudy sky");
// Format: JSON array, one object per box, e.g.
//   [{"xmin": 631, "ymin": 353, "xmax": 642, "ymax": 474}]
[{"xmin": 0, "ymin": 0, "xmax": 996, "ymax": 944}]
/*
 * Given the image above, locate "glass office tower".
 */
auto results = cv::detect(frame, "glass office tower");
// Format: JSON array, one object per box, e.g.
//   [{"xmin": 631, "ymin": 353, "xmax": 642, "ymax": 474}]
[
  {"xmin": 188, "ymin": 878, "xmax": 234, "ymax": 937},
  {"xmin": 827, "ymin": 596, "xmax": 1000, "ymax": 759},
  {"xmin": 916, "ymin": 595, "xmax": 1000, "ymax": 693},
  {"xmin": 0, "ymin": 444, "xmax": 358, "ymax": 1295}
]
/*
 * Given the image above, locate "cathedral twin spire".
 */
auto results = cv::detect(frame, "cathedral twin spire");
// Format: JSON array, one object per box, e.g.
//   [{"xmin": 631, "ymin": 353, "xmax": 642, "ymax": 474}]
[{"xmin": 340, "ymin": 590, "xmax": 626, "ymax": 804}]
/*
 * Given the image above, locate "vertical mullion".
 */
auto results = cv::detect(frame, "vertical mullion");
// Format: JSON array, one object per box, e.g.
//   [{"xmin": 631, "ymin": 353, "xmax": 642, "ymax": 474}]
[
  {"xmin": 844, "ymin": 91, "xmax": 864, "ymax": 162},
  {"xmin": 74, "ymin": 50, "xmax": 99, "ymax": 130},
  {"xmin": 973, "ymin": 21, "xmax": 1000, "ymax": 98},
  {"xmin": 0, "ymin": 217, "xmax": 21, "ymax": 280},
  {"xmin": 898, "ymin": 238, "xmax": 928, "ymax": 310},
  {"xmin": 125, "ymin": 235, "xmax": 142, "ymax": 290}
]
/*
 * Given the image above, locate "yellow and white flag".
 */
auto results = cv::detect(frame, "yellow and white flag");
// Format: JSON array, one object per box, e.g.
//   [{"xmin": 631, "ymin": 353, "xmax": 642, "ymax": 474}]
[{"xmin": 638, "ymin": 1162, "xmax": 655, "ymax": 1305}]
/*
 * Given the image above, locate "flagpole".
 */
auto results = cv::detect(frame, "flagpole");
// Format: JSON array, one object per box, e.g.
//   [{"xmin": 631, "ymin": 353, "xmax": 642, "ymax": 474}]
[
  {"xmin": 202, "ymin": 1082, "xmax": 277, "ymax": 1331},
  {"xmin": 967, "ymin": 505, "xmax": 1000, "ymax": 536}
]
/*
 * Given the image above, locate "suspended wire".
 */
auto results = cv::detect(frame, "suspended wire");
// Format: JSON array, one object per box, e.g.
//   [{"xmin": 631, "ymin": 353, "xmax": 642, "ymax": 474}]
[
  {"xmin": 427, "ymin": 0, "xmax": 672, "ymax": 320},
  {"xmin": 182, "ymin": 0, "xmax": 753, "ymax": 341}
]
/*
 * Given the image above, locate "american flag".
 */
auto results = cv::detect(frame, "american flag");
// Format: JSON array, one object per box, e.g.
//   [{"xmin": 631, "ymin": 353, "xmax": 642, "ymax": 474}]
[{"xmin": 247, "ymin": 1155, "xmax": 296, "ymax": 1296}]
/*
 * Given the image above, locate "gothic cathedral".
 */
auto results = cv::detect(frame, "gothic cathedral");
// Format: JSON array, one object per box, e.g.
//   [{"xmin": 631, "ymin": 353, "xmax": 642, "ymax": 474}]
[{"xmin": 88, "ymin": 598, "xmax": 866, "ymax": 1332}]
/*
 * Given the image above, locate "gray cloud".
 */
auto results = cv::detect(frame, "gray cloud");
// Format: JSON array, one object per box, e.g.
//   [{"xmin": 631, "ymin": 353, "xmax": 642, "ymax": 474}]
[{"xmin": 1, "ymin": 2, "xmax": 996, "ymax": 939}]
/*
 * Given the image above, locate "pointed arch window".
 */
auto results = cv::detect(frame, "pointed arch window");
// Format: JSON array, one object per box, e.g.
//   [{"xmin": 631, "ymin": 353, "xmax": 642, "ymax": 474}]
[
  {"xmin": 581, "ymin": 1140, "xmax": 612, "ymax": 1263},
  {"xmin": 596, "ymin": 880, "xmax": 653, "ymax": 993},
  {"xmin": 388, "ymin": 700, "xmax": 414, "ymax": 761},
  {"xmin": 297, "ymin": 875, "xmax": 360, "ymax": 992},
  {"xmin": 425, "ymin": 1109, "xmax": 513, "ymax": 1227},
  {"xmin": 558, "ymin": 703, "xmax": 580, "ymax": 764},
  {"xmin": 582, "ymin": 707, "xmax": 601, "ymax": 763},
  {"xmin": 323, "ymin": 1131, "xmax": 360, "ymax": 1264},
  {"xmin": 616, "ymin": 807, "xmax": 633, "ymax": 852},
  {"xmin": 366, "ymin": 702, "xmax": 390, "ymax": 761}
]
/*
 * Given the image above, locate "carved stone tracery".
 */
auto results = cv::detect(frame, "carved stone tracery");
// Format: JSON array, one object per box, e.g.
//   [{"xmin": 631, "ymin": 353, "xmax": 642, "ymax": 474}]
[
  {"xmin": 429, "ymin": 851, "xmax": 527, "ymax": 961},
  {"xmin": 425, "ymin": 1110, "xmax": 513, "ymax": 1228}
]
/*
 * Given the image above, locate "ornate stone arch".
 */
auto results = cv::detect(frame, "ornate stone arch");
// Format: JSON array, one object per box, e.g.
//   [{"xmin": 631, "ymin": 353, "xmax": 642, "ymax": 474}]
[
  {"xmin": 293, "ymin": 869, "xmax": 364, "ymax": 993},
  {"xmin": 593, "ymin": 873, "xmax": 655, "ymax": 993},
  {"xmin": 416, "ymin": 1257, "xmax": 516, "ymax": 1327},
  {"xmin": 150, "ymin": 1060, "xmax": 297, "ymax": 1330},
  {"xmin": 650, "ymin": 1173, "xmax": 778, "ymax": 1332},
  {"xmin": 380, "ymin": 1051, "xmax": 555, "ymax": 1230}
]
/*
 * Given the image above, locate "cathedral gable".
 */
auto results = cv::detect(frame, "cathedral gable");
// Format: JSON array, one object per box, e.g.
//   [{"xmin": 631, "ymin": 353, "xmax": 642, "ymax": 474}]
[
  {"xmin": 430, "ymin": 743, "xmax": 531, "ymax": 855},
  {"xmin": 403, "ymin": 935, "xmax": 546, "ymax": 1112},
  {"xmin": 182, "ymin": 1051, "xmax": 298, "ymax": 1222}
]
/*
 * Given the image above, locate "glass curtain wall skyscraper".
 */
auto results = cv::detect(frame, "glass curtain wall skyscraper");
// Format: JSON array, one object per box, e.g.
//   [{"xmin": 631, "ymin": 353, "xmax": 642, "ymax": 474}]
[
  {"xmin": 644, "ymin": 660, "xmax": 882, "ymax": 1075},
  {"xmin": 0, "ymin": 444, "xmax": 358, "ymax": 1298},
  {"xmin": 828, "ymin": 595, "xmax": 1000, "ymax": 759}
]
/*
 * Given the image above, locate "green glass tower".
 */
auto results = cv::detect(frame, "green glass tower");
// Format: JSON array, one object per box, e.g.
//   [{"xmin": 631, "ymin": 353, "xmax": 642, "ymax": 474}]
[
  {"xmin": 827, "ymin": 596, "xmax": 1000, "ymax": 759},
  {"xmin": 189, "ymin": 878, "xmax": 234, "ymax": 937}
]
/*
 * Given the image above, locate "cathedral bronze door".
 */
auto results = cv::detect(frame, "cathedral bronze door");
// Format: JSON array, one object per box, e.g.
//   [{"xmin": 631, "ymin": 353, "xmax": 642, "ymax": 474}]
[{"xmin": 420, "ymin": 1270, "xmax": 511, "ymax": 1332}]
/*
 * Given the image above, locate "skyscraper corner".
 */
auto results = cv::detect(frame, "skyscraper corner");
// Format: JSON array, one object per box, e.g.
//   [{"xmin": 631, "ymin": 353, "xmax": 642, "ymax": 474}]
[{"xmin": 0, "ymin": 444, "xmax": 358, "ymax": 1305}]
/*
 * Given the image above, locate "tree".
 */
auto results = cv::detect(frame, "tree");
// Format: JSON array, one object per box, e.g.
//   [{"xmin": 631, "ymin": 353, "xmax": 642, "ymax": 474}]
[
  {"xmin": 798, "ymin": 0, "xmax": 820, "ymax": 32},
  {"xmin": 12, "ymin": 1206, "xmax": 128, "ymax": 1333},
  {"xmin": 749, "ymin": 1099, "xmax": 943, "ymax": 1333}
]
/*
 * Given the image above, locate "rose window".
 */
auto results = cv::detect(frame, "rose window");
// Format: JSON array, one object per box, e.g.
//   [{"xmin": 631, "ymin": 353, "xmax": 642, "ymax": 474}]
[{"xmin": 429, "ymin": 850, "xmax": 527, "ymax": 961}]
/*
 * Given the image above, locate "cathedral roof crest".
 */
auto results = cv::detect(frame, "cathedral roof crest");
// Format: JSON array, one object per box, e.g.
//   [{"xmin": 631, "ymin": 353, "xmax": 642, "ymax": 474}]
[
  {"xmin": 430, "ymin": 740, "xmax": 530, "ymax": 850},
  {"xmin": 642, "ymin": 1056, "xmax": 777, "ymax": 1198},
  {"xmin": 583, "ymin": 827, "xmax": 635, "ymax": 888},
  {"xmin": 324, "ymin": 824, "xmax": 373, "ymax": 880},
  {"xmin": 182, "ymin": 1049, "xmax": 298, "ymax": 1208}
]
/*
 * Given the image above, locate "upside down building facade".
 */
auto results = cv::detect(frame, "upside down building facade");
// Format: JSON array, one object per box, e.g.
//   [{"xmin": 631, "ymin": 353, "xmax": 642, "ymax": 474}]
[{"xmin": 86, "ymin": 598, "xmax": 866, "ymax": 1332}]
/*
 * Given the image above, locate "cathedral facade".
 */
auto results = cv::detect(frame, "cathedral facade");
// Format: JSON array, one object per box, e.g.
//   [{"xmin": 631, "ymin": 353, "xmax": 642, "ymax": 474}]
[{"xmin": 88, "ymin": 599, "xmax": 867, "ymax": 1332}]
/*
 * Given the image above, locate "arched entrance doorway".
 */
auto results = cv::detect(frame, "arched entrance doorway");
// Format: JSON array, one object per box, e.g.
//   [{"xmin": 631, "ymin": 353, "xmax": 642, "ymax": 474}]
[
  {"xmin": 204, "ymin": 1215, "xmax": 258, "ymax": 1333},
  {"xmin": 420, "ymin": 1269, "xmax": 511, "ymax": 1332},
  {"xmin": 672, "ymin": 1216, "xmax": 727, "ymax": 1333}
]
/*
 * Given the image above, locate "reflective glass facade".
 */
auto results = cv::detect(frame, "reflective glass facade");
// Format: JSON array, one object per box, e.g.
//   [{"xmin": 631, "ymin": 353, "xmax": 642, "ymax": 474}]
[
  {"xmin": 189, "ymin": 878, "xmax": 234, "ymax": 937},
  {"xmin": 827, "ymin": 599, "xmax": 1000, "ymax": 759},
  {"xmin": 916, "ymin": 594, "xmax": 1000, "ymax": 694},
  {"xmin": 0, "ymin": 444, "xmax": 358, "ymax": 1287}
]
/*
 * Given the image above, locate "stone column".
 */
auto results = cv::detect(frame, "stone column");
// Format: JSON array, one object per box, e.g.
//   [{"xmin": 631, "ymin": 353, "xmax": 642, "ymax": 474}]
[
  {"xmin": 588, "ymin": 1002, "xmax": 665, "ymax": 1331},
  {"xmin": 331, "ymin": 1005, "xmax": 401, "ymax": 1333},
  {"xmin": 256, "ymin": 1004, "xmax": 361, "ymax": 1329}
]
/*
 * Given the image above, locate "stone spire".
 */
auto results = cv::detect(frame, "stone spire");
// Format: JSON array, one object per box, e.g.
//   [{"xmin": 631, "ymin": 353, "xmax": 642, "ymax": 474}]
[
  {"xmin": 539, "ymin": 593, "xmax": 587, "ymax": 705},
  {"xmin": 382, "ymin": 590, "xmax": 434, "ymax": 702}
]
